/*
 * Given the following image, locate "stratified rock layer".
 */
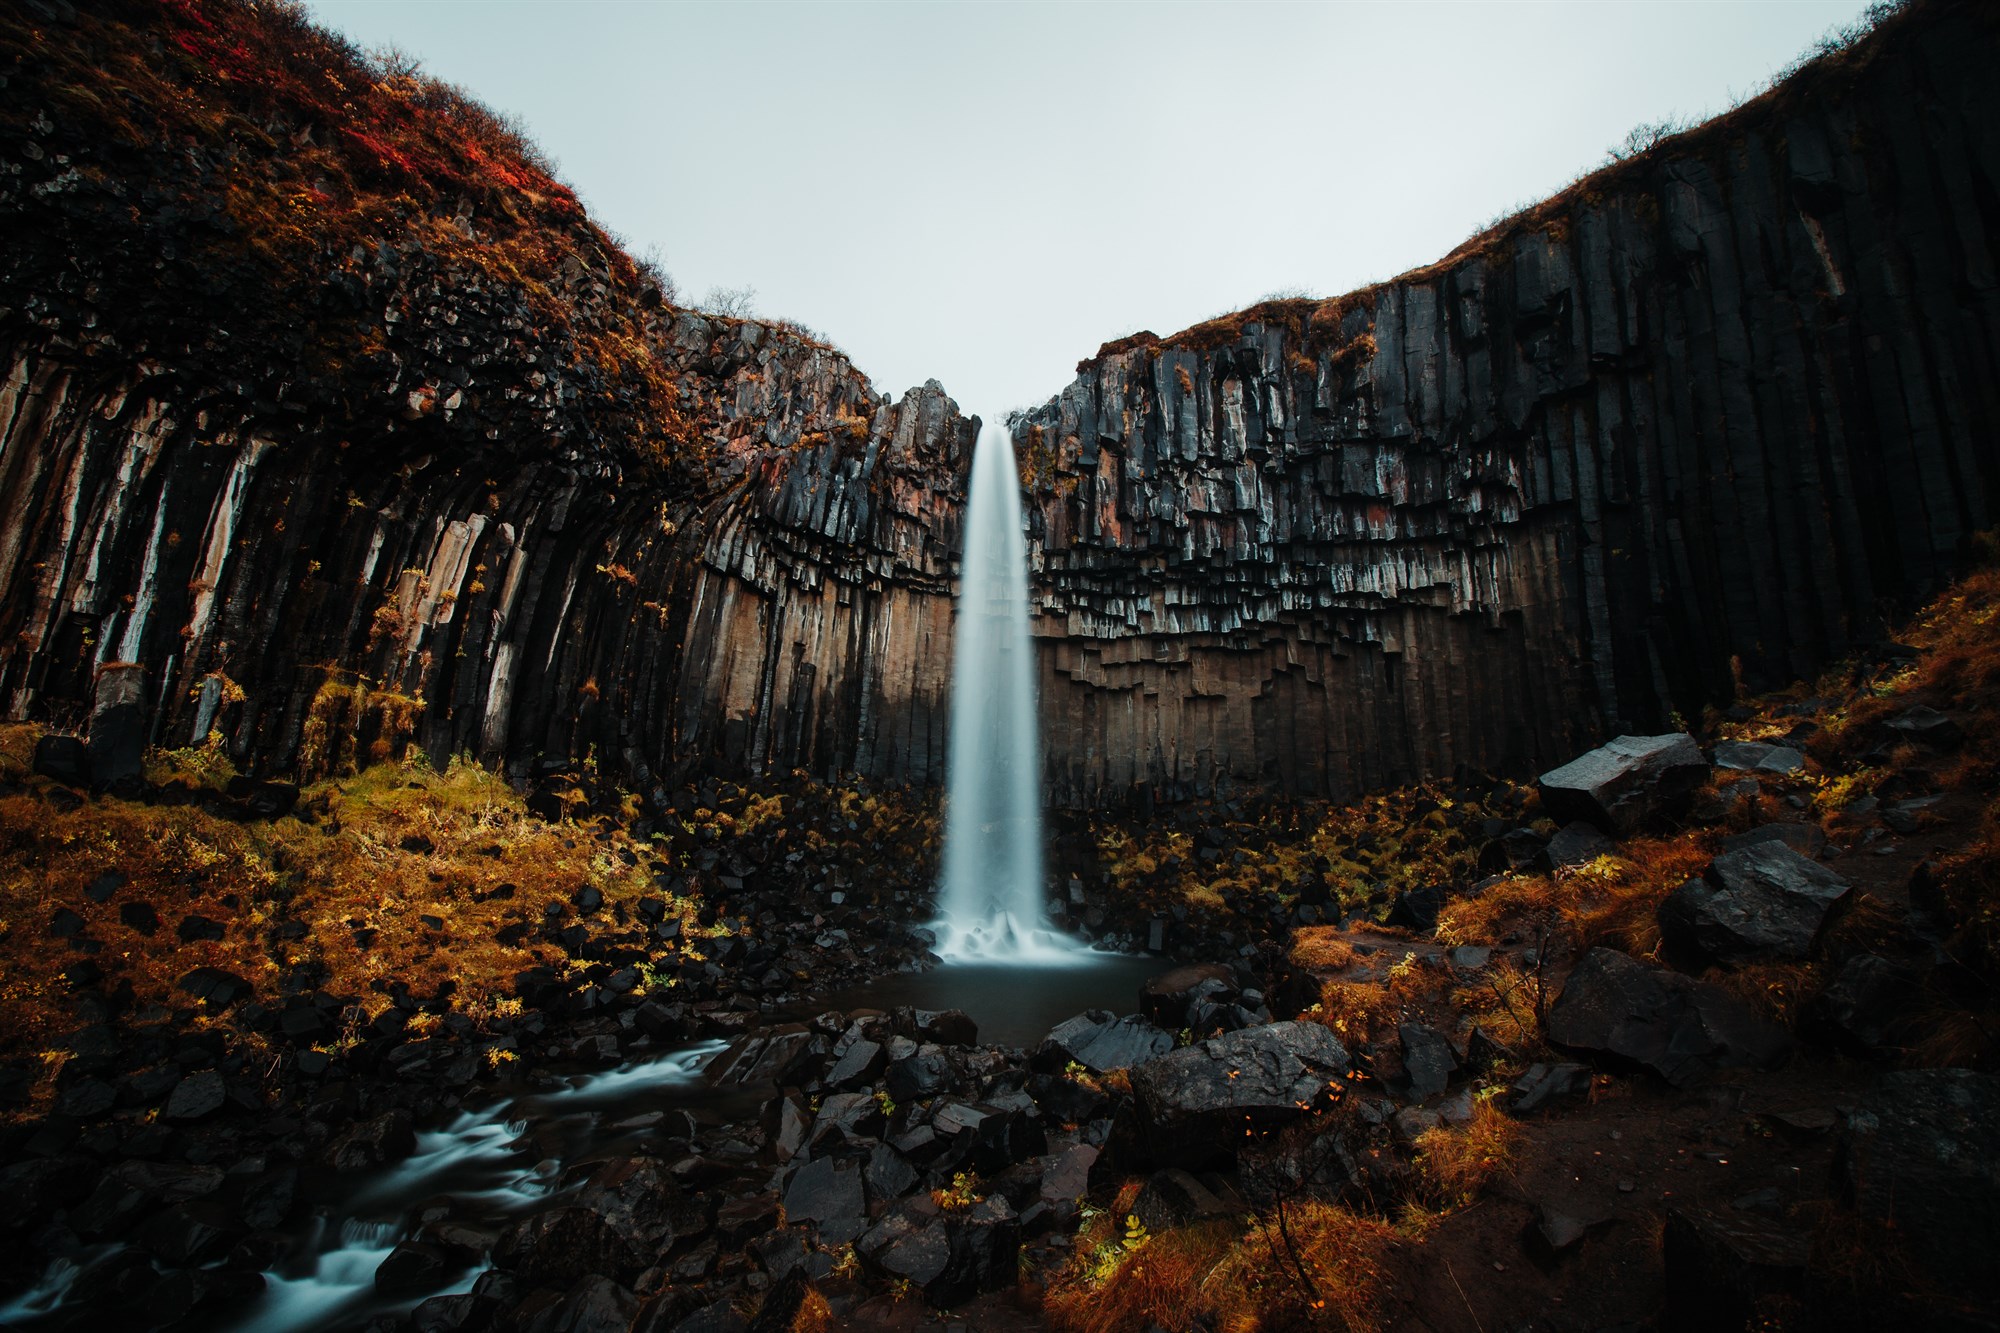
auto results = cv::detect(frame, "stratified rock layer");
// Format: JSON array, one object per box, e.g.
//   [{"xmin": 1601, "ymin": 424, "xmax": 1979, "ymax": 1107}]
[{"xmin": 0, "ymin": 1, "xmax": 1996, "ymax": 805}]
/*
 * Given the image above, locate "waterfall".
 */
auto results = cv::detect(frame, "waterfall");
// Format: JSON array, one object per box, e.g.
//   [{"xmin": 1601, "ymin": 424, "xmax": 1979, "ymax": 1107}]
[{"xmin": 934, "ymin": 420, "xmax": 1074, "ymax": 962}]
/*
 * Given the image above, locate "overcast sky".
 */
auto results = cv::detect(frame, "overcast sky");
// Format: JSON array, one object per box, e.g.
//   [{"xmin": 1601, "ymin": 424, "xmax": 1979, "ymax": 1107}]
[{"xmin": 308, "ymin": 0, "xmax": 1877, "ymax": 420}]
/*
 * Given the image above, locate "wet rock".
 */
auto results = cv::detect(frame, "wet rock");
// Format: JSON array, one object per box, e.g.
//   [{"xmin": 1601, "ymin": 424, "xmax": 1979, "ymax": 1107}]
[
  {"xmin": 1542, "ymin": 821, "xmax": 1616, "ymax": 870},
  {"xmin": 376, "ymin": 1240, "xmax": 450, "ymax": 1294},
  {"xmin": 1839, "ymin": 1068, "xmax": 2000, "ymax": 1303},
  {"xmin": 1662, "ymin": 1206, "xmax": 1808, "ymax": 1332},
  {"xmin": 931, "ymin": 1099, "xmax": 1048, "ymax": 1175},
  {"xmin": 860, "ymin": 1193, "xmax": 1020, "ymax": 1306},
  {"xmin": 535, "ymin": 1275, "xmax": 639, "ymax": 1333},
  {"xmin": 1658, "ymin": 843, "xmax": 1851, "ymax": 964},
  {"xmin": 883, "ymin": 1044, "xmax": 952, "ymax": 1103},
  {"xmin": 714, "ymin": 1191, "xmax": 780, "ymax": 1245},
  {"xmin": 781, "ymin": 1156, "xmax": 866, "ymax": 1243},
  {"xmin": 864, "ymin": 1142, "xmax": 921, "ymax": 1208},
  {"xmin": 1138, "ymin": 963, "xmax": 1236, "ymax": 1027},
  {"xmin": 163, "ymin": 1069, "xmax": 227, "ymax": 1122},
  {"xmin": 1124, "ymin": 1020, "xmax": 1349, "ymax": 1169},
  {"xmin": 807, "ymin": 1091, "xmax": 887, "ymax": 1155},
  {"xmin": 1038, "ymin": 1011, "xmax": 1174, "ymax": 1074},
  {"xmin": 1398, "ymin": 1023, "xmax": 1458, "ymax": 1101},
  {"xmin": 1712, "ymin": 740, "xmax": 1806, "ymax": 775},
  {"xmin": 330, "ymin": 1109, "xmax": 416, "ymax": 1171},
  {"xmin": 1546, "ymin": 948, "xmax": 1790, "ymax": 1085},
  {"xmin": 1539, "ymin": 733, "xmax": 1709, "ymax": 835},
  {"xmin": 826, "ymin": 1037, "xmax": 886, "ymax": 1090},
  {"xmin": 907, "ymin": 1009, "xmax": 978, "ymax": 1047}
]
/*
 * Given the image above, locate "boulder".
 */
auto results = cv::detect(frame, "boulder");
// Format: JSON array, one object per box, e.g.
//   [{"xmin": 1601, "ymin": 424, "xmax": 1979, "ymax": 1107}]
[
  {"xmin": 177, "ymin": 966, "xmax": 253, "ymax": 1011},
  {"xmin": 1546, "ymin": 948, "xmax": 1790, "ymax": 1086},
  {"xmin": 1541, "ymin": 821, "xmax": 1616, "ymax": 870},
  {"xmin": 32, "ymin": 733, "xmax": 91, "ymax": 786},
  {"xmin": 1130, "ymin": 1168, "xmax": 1238, "ymax": 1232},
  {"xmin": 1038, "ymin": 1011, "xmax": 1174, "ymax": 1074},
  {"xmin": 1398, "ymin": 1023, "xmax": 1458, "ymax": 1101},
  {"xmin": 1125, "ymin": 1021, "xmax": 1349, "ymax": 1169},
  {"xmin": 1884, "ymin": 704, "xmax": 1962, "ymax": 750},
  {"xmin": 376, "ymin": 1240, "xmax": 450, "ymax": 1294},
  {"xmin": 1712, "ymin": 740, "xmax": 1806, "ymax": 775},
  {"xmin": 1813, "ymin": 953, "xmax": 1924, "ymax": 1056},
  {"xmin": 163, "ymin": 1070, "xmax": 227, "ymax": 1122},
  {"xmin": 1839, "ymin": 1068, "xmax": 2000, "ymax": 1303},
  {"xmin": 87, "ymin": 663, "xmax": 149, "ymax": 794},
  {"xmin": 1662, "ymin": 1206, "xmax": 1808, "ymax": 1332},
  {"xmin": 859, "ymin": 1194, "xmax": 1019, "ymax": 1306},
  {"xmin": 781, "ymin": 1157, "xmax": 866, "ymax": 1244},
  {"xmin": 1539, "ymin": 733, "xmax": 1709, "ymax": 835},
  {"xmin": 1658, "ymin": 842, "xmax": 1851, "ymax": 964}
]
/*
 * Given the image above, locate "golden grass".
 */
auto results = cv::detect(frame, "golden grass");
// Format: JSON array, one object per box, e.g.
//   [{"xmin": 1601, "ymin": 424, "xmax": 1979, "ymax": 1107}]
[
  {"xmin": 1044, "ymin": 1201, "xmax": 1397, "ymax": 1333},
  {"xmin": 0, "ymin": 732, "xmax": 701, "ymax": 1116},
  {"xmin": 1412, "ymin": 1099, "xmax": 1519, "ymax": 1209}
]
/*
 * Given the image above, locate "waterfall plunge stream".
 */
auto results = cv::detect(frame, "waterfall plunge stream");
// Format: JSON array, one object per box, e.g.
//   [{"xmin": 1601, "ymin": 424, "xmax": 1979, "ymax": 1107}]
[{"xmin": 934, "ymin": 421, "xmax": 1077, "ymax": 962}]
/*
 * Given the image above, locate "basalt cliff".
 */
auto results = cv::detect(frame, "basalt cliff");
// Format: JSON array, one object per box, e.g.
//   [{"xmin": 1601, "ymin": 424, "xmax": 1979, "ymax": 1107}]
[{"xmin": 1, "ymin": 0, "xmax": 1996, "ymax": 807}]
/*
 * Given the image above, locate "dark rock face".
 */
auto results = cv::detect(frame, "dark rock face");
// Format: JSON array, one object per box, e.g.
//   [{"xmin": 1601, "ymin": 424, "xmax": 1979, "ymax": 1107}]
[
  {"xmin": 1546, "ymin": 947, "xmax": 1791, "ymax": 1085},
  {"xmin": 1658, "ymin": 843, "xmax": 1851, "ymax": 964},
  {"xmin": 1124, "ymin": 1020, "xmax": 1349, "ymax": 1169},
  {"xmin": 0, "ymin": 3, "xmax": 1995, "ymax": 807},
  {"xmin": 1839, "ymin": 1068, "xmax": 2000, "ymax": 1304},
  {"xmin": 1037, "ymin": 1011, "xmax": 1175, "ymax": 1074},
  {"xmin": 1539, "ymin": 734, "xmax": 1709, "ymax": 835}
]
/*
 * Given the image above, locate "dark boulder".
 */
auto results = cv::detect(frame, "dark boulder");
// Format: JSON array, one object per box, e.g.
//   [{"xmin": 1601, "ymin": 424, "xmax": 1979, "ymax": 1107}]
[
  {"xmin": 1813, "ymin": 954, "xmax": 1924, "ymax": 1056},
  {"xmin": 87, "ymin": 663, "xmax": 149, "ymax": 794},
  {"xmin": 1712, "ymin": 740, "xmax": 1806, "ymax": 775},
  {"xmin": 1385, "ymin": 883, "xmax": 1447, "ymax": 932},
  {"xmin": 163, "ymin": 1069, "xmax": 227, "ymax": 1122},
  {"xmin": 1885, "ymin": 704, "xmax": 1962, "ymax": 750},
  {"xmin": 1539, "ymin": 733, "xmax": 1709, "ymax": 835},
  {"xmin": 376, "ymin": 1240, "xmax": 450, "ymax": 1294},
  {"xmin": 1838, "ymin": 1068, "xmax": 2000, "ymax": 1304},
  {"xmin": 1546, "ymin": 948, "xmax": 1790, "ymax": 1086},
  {"xmin": 1541, "ymin": 821, "xmax": 1616, "ymax": 870},
  {"xmin": 177, "ymin": 966, "xmax": 253, "ymax": 1011},
  {"xmin": 533, "ymin": 1275, "xmax": 640, "ymax": 1333},
  {"xmin": 1124, "ymin": 1020, "xmax": 1349, "ymax": 1170},
  {"xmin": 1037, "ymin": 1011, "xmax": 1174, "ymax": 1074},
  {"xmin": 883, "ymin": 1044, "xmax": 953, "ymax": 1103},
  {"xmin": 1130, "ymin": 1168, "xmax": 1238, "ymax": 1233},
  {"xmin": 32, "ymin": 734, "xmax": 91, "ymax": 786},
  {"xmin": 1658, "ymin": 843, "xmax": 1851, "ymax": 964},
  {"xmin": 859, "ymin": 1193, "xmax": 1019, "ymax": 1307},
  {"xmin": 1662, "ymin": 1206, "xmax": 1808, "ymax": 1332},
  {"xmin": 1398, "ymin": 1022, "xmax": 1458, "ymax": 1101},
  {"xmin": 780, "ymin": 1156, "xmax": 866, "ymax": 1244}
]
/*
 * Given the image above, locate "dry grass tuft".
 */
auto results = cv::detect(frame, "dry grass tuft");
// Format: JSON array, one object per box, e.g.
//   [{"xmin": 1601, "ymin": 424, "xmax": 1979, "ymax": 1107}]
[{"xmin": 1412, "ymin": 1098, "xmax": 1519, "ymax": 1209}]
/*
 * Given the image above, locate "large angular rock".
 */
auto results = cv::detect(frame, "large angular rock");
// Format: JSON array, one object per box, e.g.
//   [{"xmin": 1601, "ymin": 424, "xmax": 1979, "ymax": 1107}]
[
  {"xmin": 1538, "ymin": 733, "xmax": 1709, "ymax": 835},
  {"xmin": 87, "ymin": 663, "xmax": 149, "ymax": 794},
  {"xmin": 1658, "ymin": 842, "xmax": 1851, "ymax": 964},
  {"xmin": 1546, "ymin": 948, "xmax": 1790, "ymax": 1086},
  {"xmin": 1124, "ymin": 1021, "xmax": 1349, "ymax": 1169},
  {"xmin": 1037, "ymin": 1011, "xmax": 1174, "ymax": 1074},
  {"xmin": 780, "ymin": 1156, "xmax": 865, "ymax": 1244},
  {"xmin": 858, "ymin": 1194, "xmax": 1019, "ymax": 1307},
  {"xmin": 1839, "ymin": 1068, "xmax": 2000, "ymax": 1303},
  {"xmin": 1813, "ymin": 954, "xmax": 1923, "ymax": 1056},
  {"xmin": 1662, "ymin": 1206, "xmax": 1808, "ymax": 1332}
]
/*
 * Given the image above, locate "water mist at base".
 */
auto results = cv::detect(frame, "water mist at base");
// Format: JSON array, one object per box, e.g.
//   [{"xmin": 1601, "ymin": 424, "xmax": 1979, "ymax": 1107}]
[{"xmin": 934, "ymin": 421, "xmax": 1078, "ymax": 962}]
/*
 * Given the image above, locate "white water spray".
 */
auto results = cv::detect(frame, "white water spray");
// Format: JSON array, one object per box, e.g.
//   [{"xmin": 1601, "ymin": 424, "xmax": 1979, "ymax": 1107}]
[{"xmin": 935, "ymin": 421, "xmax": 1075, "ymax": 962}]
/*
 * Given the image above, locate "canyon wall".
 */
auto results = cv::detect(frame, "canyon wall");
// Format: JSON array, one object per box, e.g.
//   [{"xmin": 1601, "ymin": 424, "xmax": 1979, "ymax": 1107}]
[
  {"xmin": 1017, "ymin": 0, "xmax": 2000, "ymax": 802},
  {"xmin": 0, "ymin": 0, "xmax": 1995, "ymax": 806}
]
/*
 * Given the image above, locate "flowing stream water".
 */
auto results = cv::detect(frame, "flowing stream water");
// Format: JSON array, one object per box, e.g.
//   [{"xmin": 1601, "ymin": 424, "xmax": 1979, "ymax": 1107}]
[{"xmin": 933, "ymin": 420, "xmax": 1076, "ymax": 962}]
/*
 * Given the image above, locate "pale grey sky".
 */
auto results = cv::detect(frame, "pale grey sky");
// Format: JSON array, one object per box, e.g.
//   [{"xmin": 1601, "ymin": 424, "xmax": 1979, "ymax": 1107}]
[{"xmin": 308, "ymin": 0, "xmax": 1877, "ymax": 420}]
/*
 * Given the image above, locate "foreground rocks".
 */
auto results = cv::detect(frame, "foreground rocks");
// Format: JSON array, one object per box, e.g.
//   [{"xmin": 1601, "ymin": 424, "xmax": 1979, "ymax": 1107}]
[
  {"xmin": 1120, "ymin": 1021, "xmax": 1351, "ymax": 1170},
  {"xmin": 1538, "ymin": 734, "xmax": 1710, "ymax": 835},
  {"xmin": 1546, "ymin": 948, "xmax": 1791, "ymax": 1086},
  {"xmin": 1659, "ymin": 843, "xmax": 1853, "ymax": 964}
]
